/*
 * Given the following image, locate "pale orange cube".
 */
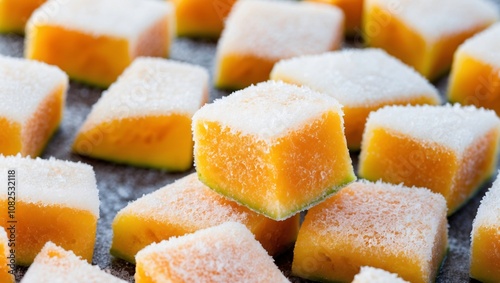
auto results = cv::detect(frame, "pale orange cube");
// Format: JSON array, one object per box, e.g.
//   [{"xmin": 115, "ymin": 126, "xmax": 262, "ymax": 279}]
[
  {"xmin": 73, "ymin": 58, "xmax": 208, "ymax": 171},
  {"xmin": 0, "ymin": 155, "xmax": 99, "ymax": 265},
  {"xmin": 271, "ymin": 48, "xmax": 441, "ymax": 150},
  {"xmin": 307, "ymin": 0, "xmax": 362, "ymax": 33},
  {"xmin": 214, "ymin": 0, "xmax": 344, "ymax": 89},
  {"xmin": 359, "ymin": 104, "xmax": 500, "ymax": 214},
  {"xmin": 0, "ymin": 0, "xmax": 46, "ymax": 33},
  {"xmin": 135, "ymin": 222, "xmax": 290, "ymax": 283},
  {"xmin": 111, "ymin": 173, "xmax": 299, "ymax": 263},
  {"xmin": 352, "ymin": 267, "xmax": 409, "ymax": 283},
  {"xmin": 0, "ymin": 228, "xmax": 14, "ymax": 283},
  {"xmin": 193, "ymin": 81, "xmax": 356, "ymax": 220},
  {"xmin": 448, "ymin": 23, "xmax": 500, "ymax": 115},
  {"xmin": 25, "ymin": 0, "xmax": 174, "ymax": 87},
  {"xmin": 470, "ymin": 173, "xmax": 500, "ymax": 282},
  {"xmin": 21, "ymin": 242, "xmax": 126, "ymax": 283},
  {"xmin": 363, "ymin": 0, "xmax": 498, "ymax": 80},
  {"xmin": 292, "ymin": 181, "xmax": 448, "ymax": 283},
  {"xmin": 0, "ymin": 55, "xmax": 67, "ymax": 157}
]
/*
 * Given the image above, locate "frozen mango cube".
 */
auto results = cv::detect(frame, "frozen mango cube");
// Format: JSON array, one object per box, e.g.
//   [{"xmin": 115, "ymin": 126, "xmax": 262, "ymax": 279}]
[
  {"xmin": 73, "ymin": 58, "xmax": 208, "ymax": 171},
  {"xmin": 112, "ymin": 173, "xmax": 299, "ymax": 263},
  {"xmin": 0, "ymin": 155, "xmax": 99, "ymax": 265},
  {"xmin": 306, "ymin": 0, "xmax": 362, "ymax": 33},
  {"xmin": 173, "ymin": 0, "xmax": 237, "ymax": 37},
  {"xmin": 359, "ymin": 104, "xmax": 500, "ymax": 214},
  {"xmin": 448, "ymin": 23, "xmax": 500, "ymax": 115},
  {"xmin": 292, "ymin": 181, "xmax": 448, "ymax": 283},
  {"xmin": 135, "ymin": 222, "xmax": 290, "ymax": 283},
  {"xmin": 193, "ymin": 81, "xmax": 355, "ymax": 220},
  {"xmin": 363, "ymin": 0, "xmax": 498, "ymax": 81},
  {"xmin": 0, "ymin": 0, "xmax": 45, "ymax": 34},
  {"xmin": 352, "ymin": 266, "xmax": 410, "ymax": 283},
  {"xmin": 271, "ymin": 48, "xmax": 441, "ymax": 150},
  {"xmin": 0, "ymin": 55, "xmax": 67, "ymax": 157},
  {"xmin": 21, "ymin": 242, "xmax": 126, "ymax": 283},
  {"xmin": 25, "ymin": 0, "xmax": 174, "ymax": 87},
  {"xmin": 0, "ymin": 228, "xmax": 14, "ymax": 283},
  {"xmin": 470, "ymin": 173, "xmax": 500, "ymax": 282},
  {"xmin": 214, "ymin": 0, "xmax": 344, "ymax": 89}
]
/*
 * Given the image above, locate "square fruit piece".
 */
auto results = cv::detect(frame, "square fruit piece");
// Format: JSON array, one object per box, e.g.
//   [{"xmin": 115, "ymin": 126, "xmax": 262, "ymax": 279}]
[
  {"xmin": 173, "ymin": 0, "xmax": 237, "ymax": 37},
  {"xmin": 0, "ymin": 155, "xmax": 99, "ymax": 265},
  {"xmin": 25, "ymin": 0, "xmax": 174, "ymax": 88},
  {"xmin": 271, "ymin": 48, "xmax": 441, "ymax": 150},
  {"xmin": 306, "ymin": 0, "xmax": 362, "ymax": 33},
  {"xmin": 470, "ymin": 173, "xmax": 500, "ymax": 282},
  {"xmin": 214, "ymin": 0, "xmax": 344, "ymax": 90},
  {"xmin": 0, "ymin": 228, "xmax": 14, "ymax": 283},
  {"xmin": 0, "ymin": 0, "xmax": 46, "ymax": 34},
  {"xmin": 111, "ymin": 173, "xmax": 300, "ymax": 263},
  {"xmin": 73, "ymin": 58, "xmax": 208, "ymax": 171},
  {"xmin": 359, "ymin": 104, "xmax": 500, "ymax": 215},
  {"xmin": 135, "ymin": 222, "xmax": 290, "ymax": 283},
  {"xmin": 193, "ymin": 81, "xmax": 355, "ymax": 220},
  {"xmin": 21, "ymin": 242, "xmax": 126, "ymax": 283},
  {"xmin": 353, "ymin": 267, "xmax": 409, "ymax": 283},
  {"xmin": 448, "ymin": 23, "xmax": 500, "ymax": 115},
  {"xmin": 363, "ymin": 0, "xmax": 498, "ymax": 81},
  {"xmin": 292, "ymin": 181, "xmax": 448, "ymax": 283},
  {"xmin": 0, "ymin": 55, "xmax": 67, "ymax": 157}
]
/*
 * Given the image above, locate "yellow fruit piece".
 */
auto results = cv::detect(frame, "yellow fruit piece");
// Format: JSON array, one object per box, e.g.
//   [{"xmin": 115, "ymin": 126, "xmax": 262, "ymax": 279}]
[
  {"xmin": 307, "ymin": 0, "xmax": 362, "ymax": 33},
  {"xmin": 0, "ymin": 228, "xmax": 14, "ymax": 283},
  {"xmin": 111, "ymin": 173, "xmax": 299, "ymax": 263},
  {"xmin": 292, "ymin": 181, "xmax": 448, "ymax": 283},
  {"xmin": 0, "ymin": 0, "xmax": 45, "ymax": 34}
]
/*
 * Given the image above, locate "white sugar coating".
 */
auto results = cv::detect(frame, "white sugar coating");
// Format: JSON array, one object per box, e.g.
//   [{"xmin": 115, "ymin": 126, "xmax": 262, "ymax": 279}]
[
  {"xmin": 79, "ymin": 58, "xmax": 208, "ymax": 132},
  {"xmin": 21, "ymin": 242, "xmax": 126, "ymax": 283},
  {"xmin": 364, "ymin": 104, "xmax": 500, "ymax": 154},
  {"xmin": 472, "ymin": 172, "xmax": 500, "ymax": 229},
  {"xmin": 458, "ymin": 23, "xmax": 500, "ymax": 68},
  {"xmin": 368, "ymin": 0, "xmax": 498, "ymax": 42},
  {"xmin": 136, "ymin": 222, "xmax": 290, "ymax": 283},
  {"xmin": 0, "ymin": 55, "xmax": 67, "ymax": 124},
  {"xmin": 271, "ymin": 48, "xmax": 440, "ymax": 107},
  {"xmin": 118, "ymin": 173, "xmax": 250, "ymax": 227},
  {"xmin": 0, "ymin": 155, "xmax": 99, "ymax": 216},
  {"xmin": 27, "ymin": 0, "xmax": 173, "ymax": 43},
  {"xmin": 217, "ymin": 0, "xmax": 344, "ymax": 60},
  {"xmin": 352, "ymin": 266, "xmax": 409, "ymax": 283},
  {"xmin": 192, "ymin": 81, "xmax": 343, "ymax": 141}
]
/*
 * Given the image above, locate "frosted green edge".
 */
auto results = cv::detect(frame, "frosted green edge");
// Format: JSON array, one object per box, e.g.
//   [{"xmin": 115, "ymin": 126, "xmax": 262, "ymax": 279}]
[{"xmin": 110, "ymin": 247, "xmax": 136, "ymax": 265}]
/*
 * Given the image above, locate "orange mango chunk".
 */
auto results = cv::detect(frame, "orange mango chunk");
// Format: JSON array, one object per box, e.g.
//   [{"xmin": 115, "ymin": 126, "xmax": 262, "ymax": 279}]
[
  {"xmin": 0, "ymin": 55, "xmax": 67, "ymax": 157},
  {"xmin": 363, "ymin": 0, "xmax": 498, "ymax": 81},
  {"xmin": 0, "ymin": 0, "xmax": 46, "ymax": 34},
  {"xmin": 21, "ymin": 242, "xmax": 126, "ymax": 283},
  {"xmin": 0, "ymin": 228, "xmax": 14, "ymax": 283},
  {"xmin": 111, "ymin": 173, "xmax": 299, "ymax": 263},
  {"xmin": 0, "ymin": 155, "xmax": 99, "ymax": 265},
  {"xmin": 193, "ymin": 81, "xmax": 355, "ymax": 220},
  {"xmin": 135, "ymin": 222, "xmax": 290, "ymax": 283},
  {"xmin": 172, "ymin": 0, "xmax": 237, "ymax": 37},
  {"xmin": 448, "ymin": 23, "xmax": 500, "ymax": 115},
  {"xmin": 214, "ymin": 0, "xmax": 344, "ymax": 90},
  {"xmin": 306, "ymin": 0, "xmax": 362, "ymax": 33},
  {"xmin": 359, "ymin": 104, "xmax": 500, "ymax": 215},
  {"xmin": 292, "ymin": 181, "xmax": 448, "ymax": 283},
  {"xmin": 470, "ymin": 173, "xmax": 500, "ymax": 282},
  {"xmin": 271, "ymin": 48, "xmax": 441, "ymax": 150},
  {"xmin": 73, "ymin": 58, "xmax": 208, "ymax": 171},
  {"xmin": 352, "ymin": 266, "xmax": 409, "ymax": 283},
  {"xmin": 25, "ymin": 0, "xmax": 174, "ymax": 87}
]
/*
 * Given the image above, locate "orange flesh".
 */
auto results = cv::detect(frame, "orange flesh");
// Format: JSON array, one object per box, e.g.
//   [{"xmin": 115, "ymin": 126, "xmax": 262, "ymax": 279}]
[
  {"xmin": 471, "ymin": 226, "xmax": 500, "ymax": 282},
  {"xmin": 0, "ymin": 119, "xmax": 22, "ymax": 156},
  {"xmin": 73, "ymin": 115, "xmax": 193, "ymax": 171},
  {"xmin": 0, "ymin": 0, "xmax": 46, "ymax": 33},
  {"xmin": 214, "ymin": 54, "xmax": 276, "ymax": 90},
  {"xmin": 0, "ymin": 201, "xmax": 97, "ymax": 266},
  {"xmin": 307, "ymin": 0, "xmax": 362, "ymax": 32},
  {"xmin": 0, "ymin": 232, "xmax": 14, "ymax": 283}
]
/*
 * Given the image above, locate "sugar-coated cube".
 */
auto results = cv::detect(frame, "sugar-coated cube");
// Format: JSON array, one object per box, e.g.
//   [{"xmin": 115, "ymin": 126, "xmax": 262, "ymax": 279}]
[
  {"xmin": 306, "ymin": 0, "xmax": 362, "ymax": 33},
  {"xmin": 111, "ymin": 173, "xmax": 299, "ymax": 263},
  {"xmin": 214, "ymin": 0, "xmax": 344, "ymax": 89},
  {"xmin": 292, "ymin": 181, "xmax": 448, "ymax": 283},
  {"xmin": 0, "ymin": 228, "xmax": 14, "ymax": 283},
  {"xmin": 470, "ymin": 173, "xmax": 500, "ymax": 282},
  {"xmin": 363, "ymin": 0, "xmax": 498, "ymax": 80},
  {"xmin": 21, "ymin": 242, "xmax": 126, "ymax": 283},
  {"xmin": 448, "ymin": 23, "xmax": 500, "ymax": 115},
  {"xmin": 0, "ymin": 155, "xmax": 99, "ymax": 265},
  {"xmin": 173, "ymin": 0, "xmax": 237, "ymax": 37},
  {"xmin": 271, "ymin": 48, "xmax": 441, "ymax": 150},
  {"xmin": 0, "ymin": 0, "xmax": 46, "ymax": 33},
  {"xmin": 193, "ymin": 81, "xmax": 355, "ymax": 220},
  {"xmin": 352, "ymin": 267, "xmax": 409, "ymax": 283},
  {"xmin": 135, "ymin": 222, "xmax": 290, "ymax": 283},
  {"xmin": 25, "ymin": 0, "xmax": 174, "ymax": 87},
  {"xmin": 73, "ymin": 58, "xmax": 208, "ymax": 171},
  {"xmin": 359, "ymin": 104, "xmax": 500, "ymax": 214},
  {"xmin": 0, "ymin": 55, "xmax": 67, "ymax": 157}
]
